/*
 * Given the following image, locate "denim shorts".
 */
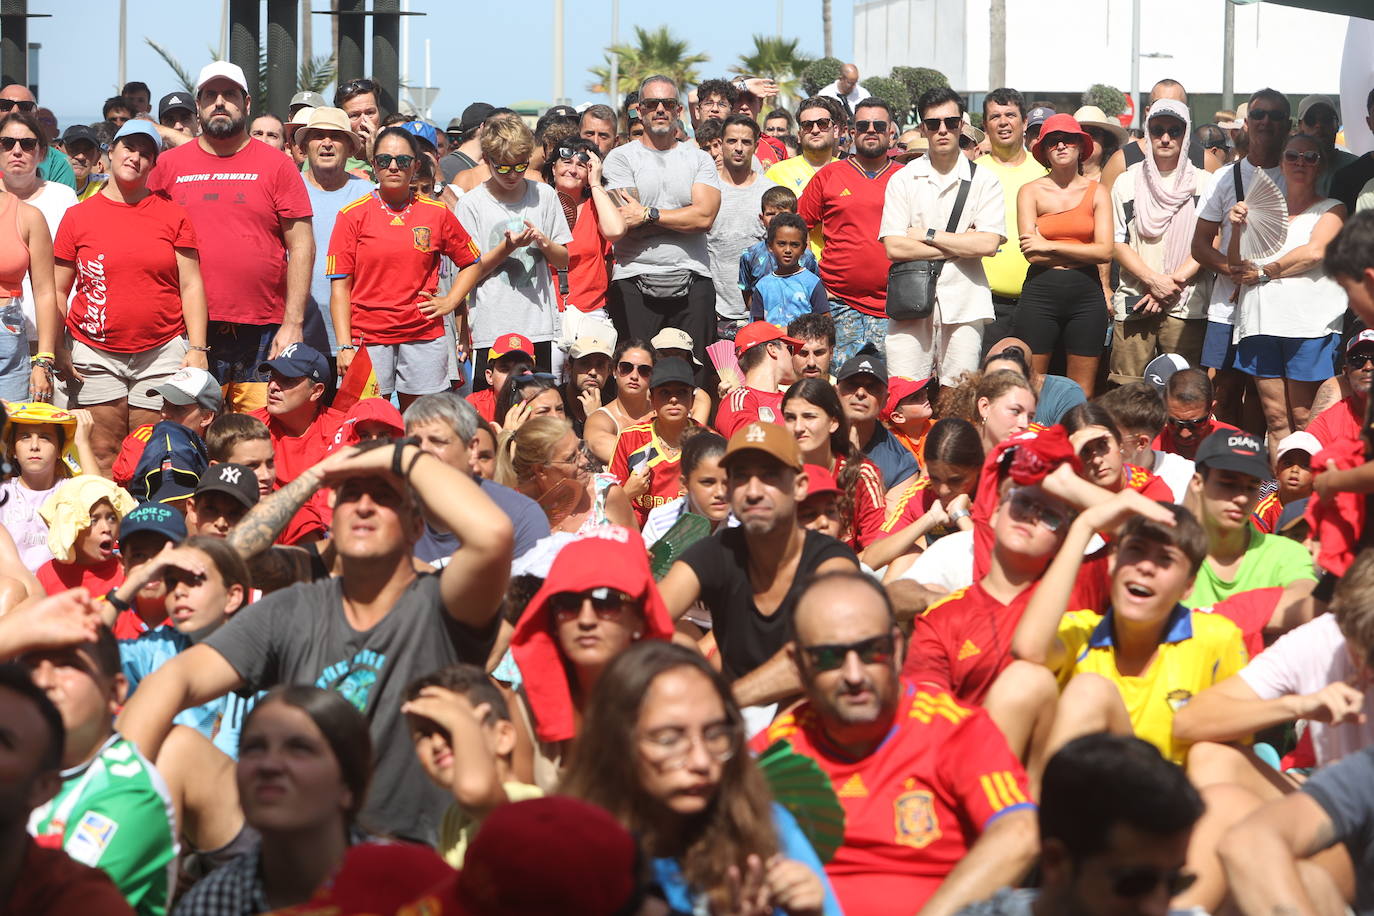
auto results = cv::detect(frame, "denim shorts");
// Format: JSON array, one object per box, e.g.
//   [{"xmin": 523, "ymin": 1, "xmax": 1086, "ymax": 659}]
[
  {"xmin": 1200, "ymin": 320, "xmax": 1238, "ymax": 370},
  {"xmin": 1234, "ymin": 333, "xmax": 1340, "ymax": 382},
  {"xmin": 0, "ymin": 301, "xmax": 29, "ymax": 401}
]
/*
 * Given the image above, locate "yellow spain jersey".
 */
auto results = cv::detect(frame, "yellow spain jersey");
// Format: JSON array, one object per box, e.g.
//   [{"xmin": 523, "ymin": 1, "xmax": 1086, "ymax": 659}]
[
  {"xmin": 765, "ymin": 155, "xmax": 836, "ymax": 260},
  {"xmin": 1055, "ymin": 605, "xmax": 1248, "ymax": 764}
]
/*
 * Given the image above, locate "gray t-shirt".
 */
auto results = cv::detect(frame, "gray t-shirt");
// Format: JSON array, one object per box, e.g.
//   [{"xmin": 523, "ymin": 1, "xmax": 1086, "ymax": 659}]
[
  {"xmin": 305, "ymin": 176, "xmax": 373, "ymax": 354},
  {"xmin": 456, "ymin": 181, "xmax": 573, "ymax": 348},
  {"xmin": 601, "ymin": 140, "xmax": 721, "ymax": 280},
  {"xmin": 1302, "ymin": 744, "xmax": 1374, "ymax": 913},
  {"xmin": 205, "ymin": 573, "xmax": 498, "ymax": 843},
  {"xmin": 415, "ymin": 478, "xmax": 550, "ymax": 565},
  {"xmin": 708, "ymin": 177, "xmax": 776, "ymax": 320}
]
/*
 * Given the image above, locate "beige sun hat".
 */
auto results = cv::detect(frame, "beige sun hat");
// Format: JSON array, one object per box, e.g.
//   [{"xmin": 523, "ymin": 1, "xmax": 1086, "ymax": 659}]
[
  {"xmin": 1072, "ymin": 105, "xmax": 1129, "ymax": 145},
  {"xmin": 293, "ymin": 106, "xmax": 362, "ymax": 155}
]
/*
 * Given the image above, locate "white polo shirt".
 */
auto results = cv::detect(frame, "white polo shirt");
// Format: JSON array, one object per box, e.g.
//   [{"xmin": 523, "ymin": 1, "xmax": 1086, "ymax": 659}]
[{"xmin": 878, "ymin": 153, "xmax": 1006, "ymax": 324}]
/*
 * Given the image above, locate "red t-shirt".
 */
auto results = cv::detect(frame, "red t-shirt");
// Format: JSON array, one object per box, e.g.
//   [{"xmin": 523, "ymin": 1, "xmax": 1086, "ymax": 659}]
[
  {"xmin": 112, "ymin": 423, "xmax": 154, "ymax": 487},
  {"xmin": 53, "ymin": 192, "xmax": 198, "ymax": 352},
  {"xmin": 147, "ymin": 137, "xmax": 312, "ymax": 325},
  {"xmin": 1251, "ymin": 492, "xmax": 1283, "ymax": 534},
  {"xmin": 1199, "ymin": 585, "xmax": 1281, "ymax": 659},
  {"xmin": 467, "ymin": 388, "xmax": 496, "ymax": 423},
  {"xmin": 609, "ymin": 421, "xmax": 688, "ymax": 526},
  {"xmin": 714, "ymin": 386, "xmax": 784, "ymax": 437},
  {"xmin": 250, "ymin": 406, "xmax": 346, "ymax": 544},
  {"xmin": 1151, "ymin": 418, "xmax": 1241, "ymax": 461},
  {"xmin": 797, "ymin": 158, "xmax": 899, "ymax": 317},
  {"xmin": 10, "ymin": 837, "xmax": 136, "ymax": 916},
  {"xmin": 1306, "ymin": 396, "xmax": 1362, "ymax": 448},
  {"xmin": 557, "ymin": 197, "xmax": 612, "ymax": 314},
  {"xmin": 1122, "ymin": 463, "xmax": 1174, "ymax": 502},
  {"xmin": 880, "ymin": 476, "xmax": 960, "ymax": 544},
  {"xmin": 833, "ymin": 453, "xmax": 886, "ymax": 549},
  {"xmin": 752, "ymin": 681, "xmax": 1034, "ymax": 914},
  {"xmin": 37, "ymin": 557, "xmax": 123, "ymax": 600},
  {"xmin": 327, "ymin": 192, "xmax": 480, "ymax": 345}
]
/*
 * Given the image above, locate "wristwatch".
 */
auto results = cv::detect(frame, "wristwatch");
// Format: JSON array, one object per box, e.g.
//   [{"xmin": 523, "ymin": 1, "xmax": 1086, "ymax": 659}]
[
  {"xmin": 646, "ymin": 206, "xmax": 660, "ymax": 225},
  {"xmin": 925, "ymin": 228, "xmax": 937, "ymax": 243},
  {"xmin": 947, "ymin": 507, "xmax": 972, "ymax": 524}
]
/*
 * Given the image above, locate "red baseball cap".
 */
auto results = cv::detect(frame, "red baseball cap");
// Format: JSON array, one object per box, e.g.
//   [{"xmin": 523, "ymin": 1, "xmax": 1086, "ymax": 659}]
[
  {"xmin": 733, "ymin": 322, "xmax": 801, "ymax": 357},
  {"xmin": 802, "ymin": 463, "xmax": 841, "ymax": 499},
  {"xmin": 881, "ymin": 376, "xmax": 933, "ymax": 423},
  {"xmin": 489, "ymin": 332, "xmax": 535, "ymax": 361},
  {"xmin": 268, "ymin": 842, "xmax": 455, "ymax": 915}
]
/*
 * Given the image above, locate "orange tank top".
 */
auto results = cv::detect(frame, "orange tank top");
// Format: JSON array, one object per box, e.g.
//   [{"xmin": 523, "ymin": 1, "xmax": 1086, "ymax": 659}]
[
  {"xmin": 0, "ymin": 192, "xmax": 28, "ymax": 297},
  {"xmin": 1036, "ymin": 180, "xmax": 1097, "ymax": 245}
]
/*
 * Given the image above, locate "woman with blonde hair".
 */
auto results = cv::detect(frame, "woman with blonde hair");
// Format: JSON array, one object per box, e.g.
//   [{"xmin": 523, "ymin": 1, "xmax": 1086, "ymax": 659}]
[{"xmin": 496, "ymin": 415, "xmax": 635, "ymax": 533}]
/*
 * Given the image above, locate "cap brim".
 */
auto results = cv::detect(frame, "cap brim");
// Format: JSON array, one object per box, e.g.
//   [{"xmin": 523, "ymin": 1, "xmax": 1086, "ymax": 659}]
[
  {"xmin": 722, "ymin": 444, "xmax": 800, "ymax": 471},
  {"xmin": 193, "ymin": 481, "xmax": 257, "ymax": 508},
  {"xmin": 1198, "ymin": 454, "xmax": 1271, "ymax": 481},
  {"xmin": 149, "ymin": 384, "xmax": 197, "ymax": 406}
]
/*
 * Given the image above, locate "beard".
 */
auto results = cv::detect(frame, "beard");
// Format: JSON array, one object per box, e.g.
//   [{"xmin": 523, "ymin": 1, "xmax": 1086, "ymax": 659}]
[{"xmin": 204, "ymin": 112, "xmax": 246, "ymax": 140}]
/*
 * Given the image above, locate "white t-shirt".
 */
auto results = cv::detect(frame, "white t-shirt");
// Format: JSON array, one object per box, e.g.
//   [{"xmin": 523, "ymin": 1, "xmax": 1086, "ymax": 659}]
[
  {"xmin": 895, "ymin": 528, "xmax": 975, "ymax": 592},
  {"xmin": 1238, "ymin": 613, "xmax": 1374, "ymax": 769},
  {"xmin": 1197, "ymin": 159, "xmax": 1285, "ymax": 325},
  {"xmin": 1151, "ymin": 449, "xmax": 1196, "ymax": 504},
  {"xmin": 818, "ymin": 81, "xmax": 869, "ymax": 112},
  {"xmin": 1232, "ymin": 198, "xmax": 1346, "ymax": 342},
  {"xmin": 19, "ymin": 181, "xmax": 79, "ymax": 340}
]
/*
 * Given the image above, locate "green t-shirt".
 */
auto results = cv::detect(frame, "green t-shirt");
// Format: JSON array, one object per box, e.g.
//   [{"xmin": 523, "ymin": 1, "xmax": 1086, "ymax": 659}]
[
  {"xmin": 1184, "ymin": 529, "xmax": 1317, "ymax": 609},
  {"xmin": 39, "ymin": 147, "xmax": 77, "ymax": 191},
  {"xmin": 27, "ymin": 734, "xmax": 177, "ymax": 916}
]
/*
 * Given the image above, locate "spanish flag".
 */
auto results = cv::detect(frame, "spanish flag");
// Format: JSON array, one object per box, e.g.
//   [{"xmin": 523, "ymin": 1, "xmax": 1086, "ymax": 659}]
[{"xmin": 333, "ymin": 345, "xmax": 380, "ymax": 413}]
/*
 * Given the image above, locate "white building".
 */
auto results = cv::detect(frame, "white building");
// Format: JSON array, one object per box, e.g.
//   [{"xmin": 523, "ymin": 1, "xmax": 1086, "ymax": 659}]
[{"xmin": 854, "ymin": 0, "xmax": 1347, "ymax": 100}]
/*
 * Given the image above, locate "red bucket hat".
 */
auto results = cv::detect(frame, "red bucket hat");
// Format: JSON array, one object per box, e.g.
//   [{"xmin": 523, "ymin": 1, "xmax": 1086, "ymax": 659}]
[
  {"xmin": 510, "ymin": 526, "xmax": 676, "ymax": 743},
  {"xmin": 1032, "ymin": 113, "xmax": 1094, "ymax": 166}
]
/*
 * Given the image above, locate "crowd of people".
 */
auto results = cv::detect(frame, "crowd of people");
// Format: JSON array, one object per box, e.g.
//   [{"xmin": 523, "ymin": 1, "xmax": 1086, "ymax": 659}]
[{"xmin": 5, "ymin": 54, "xmax": 1374, "ymax": 915}]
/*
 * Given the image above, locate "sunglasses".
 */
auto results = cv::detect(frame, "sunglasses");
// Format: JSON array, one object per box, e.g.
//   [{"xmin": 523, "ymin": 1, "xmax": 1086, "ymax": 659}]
[
  {"xmin": 1348, "ymin": 352, "xmax": 1374, "ymax": 369},
  {"xmin": 339, "ymin": 78, "xmax": 378, "ymax": 95},
  {"xmin": 958, "ymin": 134, "xmax": 977, "ymax": 149},
  {"xmin": 1167, "ymin": 414, "xmax": 1211, "ymax": 430},
  {"xmin": 0, "ymin": 99, "xmax": 36, "ymax": 113},
  {"xmin": 801, "ymin": 633, "xmax": 896, "ymax": 672},
  {"xmin": 799, "ymin": 117, "xmax": 834, "ymax": 132},
  {"xmin": 0, "ymin": 136, "xmax": 38, "ymax": 152},
  {"xmin": 639, "ymin": 98, "xmax": 680, "ymax": 112},
  {"xmin": 1283, "ymin": 149, "xmax": 1320, "ymax": 165},
  {"xmin": 853, "ymin": 119, "xmax": 889, "ymax": 134},
  {"xmin": 1149, "ymin": 124, "xmax": 1184, "ymax": 139},
  {"xmin": 492, "ymin": 161, "xmax": 529, "ymax": 175},
  {"xmin": 1247, "ymin": 108, "xmax": 1288, "ymax": 122},
  {"xmin": 550, "ymin": 587, "xmax": 638, "ymax": 623},
  {"xmin": 557, "ymin": 146, "xmax": 590, "ymax": 164},
  {"xmin": 922, "ymin": 116, "xmax": 963, "ymax": 132},
  {"xmin": 1041, "ymin": 132, "xmax": 1080, "ymax": 149},
  {"xmin": 1007, "ymin": 488, "xmax": 1072, "ymax": 532},
  {"xmin": 373, "ymin": 153, "xmax": 415, "ymax": 170},
  {"xmin": 618, "ymin": 360, "xmax": 653, "ymax": 378},
  {"xmin": 1107, "ymin": 866, "xmax": 1197, "ymax": 899}
]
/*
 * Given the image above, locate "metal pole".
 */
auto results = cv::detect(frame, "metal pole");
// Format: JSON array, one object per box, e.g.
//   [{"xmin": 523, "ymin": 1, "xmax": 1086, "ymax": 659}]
[
  {"xmin": 424, "ymin": 37, "xmax": 431, "ymax": 119},
  {"xmin": 266, "ymin": 0, "xmax": 298, "ymax": 118},
  {"xmin": 400, "ymin": 0, "xmax": 409, "ymax": 108},
  {"xmin": 373, "ymin": 0, "xmax": 400, "ymax": 116},
  {"xmin": 609, "ymin": 0, "xmax": 619, "ymax": 107},
  {"xmin": 336, "ymin": 0, "xmax": 365, "ymax": 87},
  {"xmin": 552, "ymin": 0, "xmax": 564, "ymax": 105},
  {"xmin": 118, "ymin": 0, "xmax": 127, "ymax": 88},
  {"xmin": 228, "ymin": 0, "xmax": 260, "ymax": 106},
  {"xmin": 1222, "ymin": 0, "xmax": 1235, "ymax": 112},
  {"xmin": 1130, "ymin": 0, "xmax": 1140, "ymax": 128}
]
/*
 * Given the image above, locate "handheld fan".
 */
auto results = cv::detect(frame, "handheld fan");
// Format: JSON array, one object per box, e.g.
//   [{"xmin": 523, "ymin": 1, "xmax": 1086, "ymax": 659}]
[
  {"xmin": 756, "ymin": 740, "xmax": 846, "ymax": 864},
  {"xmin": 648, "ymin": 512, "xmax": 712, "ymax": 580},
  {"xmin": 1240, "ymin": 169, "xmax": 1289, "ymax": 261},
  {"xmin": 707, "ymin": 339, "xmax": 743, "ymax": 391}
]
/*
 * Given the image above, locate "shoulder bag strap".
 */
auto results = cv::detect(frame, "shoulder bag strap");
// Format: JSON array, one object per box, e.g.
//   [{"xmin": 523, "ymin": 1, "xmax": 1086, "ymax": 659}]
[
  {"xmin": 1232, "ymin": 161, "xmax": 1245, "ymax": 203},
  {"xmin": 945, "ymin": 160, "xmax": 976, "ymax": 233}
]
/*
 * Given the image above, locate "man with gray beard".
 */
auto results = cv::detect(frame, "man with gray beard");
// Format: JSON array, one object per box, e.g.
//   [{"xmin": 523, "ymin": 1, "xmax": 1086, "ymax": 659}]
[{"xmin": 147, "ymin": 61, "xmax": 315, "ymax": 412}]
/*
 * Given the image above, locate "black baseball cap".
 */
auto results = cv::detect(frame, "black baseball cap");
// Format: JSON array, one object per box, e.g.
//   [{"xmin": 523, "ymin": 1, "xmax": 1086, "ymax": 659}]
[
  {"xmin": 194, "ymin": 463, "xmax": 261, "ymax": 509},
  {"xmin": 61, "ymin": 124, "xmax": 100, "ymax": 148},
  {"xmin": 649, "ymin": 357, "xmax": 695, "ymax": 391},
  {"xmin": 456, "ymin": 102, "xmax": 495, "ymax": 133},
  {"xmin": 1194, "ymin": 429, "xmax": 1271, "ymax": 481},
  {"xmin": 259, "ymin": 342, "xmax": 332, "ymax": 386},
  {"xmin": 836, "ymin": 347, "xmax": 889, "ymax": 385},
  {"xmin": 158, "ymin": 91, "xmax": 194, "ymax": 119},
  {"xmin": 545, "ymin": 104, "xmax": 577, "ymax": 120}
]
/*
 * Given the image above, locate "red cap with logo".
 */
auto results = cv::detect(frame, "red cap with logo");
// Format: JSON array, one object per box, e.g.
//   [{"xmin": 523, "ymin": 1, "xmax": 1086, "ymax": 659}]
[
  {"xmin": 489, "ymin": 332, "xmax": 535, "ymax": 361},
  {"xmin": 733, "ymin": 322, "xmax": 801, "ymax": 357}
]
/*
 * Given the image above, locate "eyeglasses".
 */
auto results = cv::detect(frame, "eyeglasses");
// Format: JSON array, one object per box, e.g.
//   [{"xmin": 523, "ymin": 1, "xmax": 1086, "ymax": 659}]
[
  {"xmin": 1283, "ymin": 149, "xmax": 1321, "ymax": 165},
  {"xmin": 0, "ymin": 136, "xmax": 38, "ymax": 152},
  {"xmin": 801, "ymin": 633, "xmax": 896, "ymax": 672},
  {"xmin": 557, "ymin": 146, "xmax": 590, "ymax": 164},
  {"xmin": 853, "ymin": 119, "xmax": 888, "ymax": 134},
  {"xmin": 1107, "ymin": 866, "xmax": 1197, "ymax": 899},
  {"xmin": 1148, "ymin": 124, "xmax": 1184, "ymax": 139},
  {"xmin": 639, "ymin": 723, "xmax": 739, "ymax": 769},
  {"xmin": 1007, "ymin": 488, "xmax": 1072, "ymax": 532},
  {"xmin": 549, "ymin": 587, "xmax": 638, "ymax": 623},
  {"xmin": 1167, "ymin": 414, "xmax": 1211, "ymax": 431},
  {"xmin": 373, "ymin": 153, "xmax": 414, "ymax": 170},
  {"xmin": 1042, "ymin": 132, "xmax": 1079, "ymax": 149},
  {"xmin": 799, "ymin": 117, "xmax": 834, "ymax": 132},
  {"xmin": 617, "ymin": 361, "xmax": 653, "ymax": 378},
  {"xmin": 1348, "ymin": 352, "xmax": 1374, "ymax": 369},
  {"xmin": 639, "ymin": 98, "xmax": 680, "ymax": 112},
  {"xmin": 922, "ymin": 116, "xmax": 963, "ymax": 132},
  {"xmin": 491, "ymin": 161, "xmax": 529, "ymax": 175},
  {"xmin": 1247, "ymin": 108, "xmax": 1288, "ymax": 122},
  {"xmin": 0, "ymin": 99, "xmax": 36, "ymax": 113}
]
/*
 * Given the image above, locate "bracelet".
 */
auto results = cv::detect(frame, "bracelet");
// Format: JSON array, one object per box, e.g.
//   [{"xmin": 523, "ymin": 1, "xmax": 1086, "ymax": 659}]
[
  {"xmin": 948, "ymin": 508, "xmax": 972, "ymax": 524},
  {"xmin": 391, "ymin": 441, "xmax": 407, "ymax": 477},
  {"xmin": 338, "ymin": 345, "xmax": 357, "ymax": 351},
  {"xmin": 405, "ymin": 448, "xmax": 426, "ymax": 479},
  {"xmin": 188, "ymin": 345, "xmax": 210, "ymax": 352},
  {"xmin": 104, "ymin": 588, "xmax": 132, "ymax": 612},
  {"xmin": 33, "ymin": 351, "xmax": 55, "ymax": 360},
  {"xmin": 30, "ymin": 357, "xmax": 54, "ymax": 370}
]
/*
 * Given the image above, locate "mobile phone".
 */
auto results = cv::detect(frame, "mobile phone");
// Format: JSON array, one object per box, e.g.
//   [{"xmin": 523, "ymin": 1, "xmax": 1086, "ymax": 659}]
[
  {"xmin": 1123, "ymin": 294, "xmax": 1148, "ymax": 319},
  {"xmin": 628, "ymin": 446, "xmax": 659, "ymax": 473}
]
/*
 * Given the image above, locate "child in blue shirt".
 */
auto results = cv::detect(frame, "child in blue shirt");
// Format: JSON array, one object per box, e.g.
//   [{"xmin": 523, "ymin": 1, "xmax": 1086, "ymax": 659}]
[
  {"xmin": 751, "ymin": 212, "xmax": 829, "ymax": 327},
  {"xmin": 739, "ymin": 186, "xmax": 819, "ymax": 308}
]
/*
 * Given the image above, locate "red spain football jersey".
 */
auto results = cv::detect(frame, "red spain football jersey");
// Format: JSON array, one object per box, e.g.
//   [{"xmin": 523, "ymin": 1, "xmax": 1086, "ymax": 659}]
[
  {"xmin": 609, "ymin": 421, "xmax": 690, "ymax": 526},
  {"xmin": 1122, "ymin": 463, "xmax": 1173, "ymax": 502},
  {"xmin": 714, "ymin": 386, "xmax": 784, "ymax": 438},
  {"xmin": 753, "ymin": 681, "xmax": 1034, "ymax": 914},
  {"xmin": 797, "ymin": 158, "xmax": 898, "ymax": 317},
  {"xmin": 833, "ymin": 453, "xmax": 886, "ymax": 549},
  {"xmin": 879, "ymin": 476, "xmax": 958, "ymax": 544},
  {"xmin": 1250, "ymin": 493, "xmax": 1282, "ymax": 534}
]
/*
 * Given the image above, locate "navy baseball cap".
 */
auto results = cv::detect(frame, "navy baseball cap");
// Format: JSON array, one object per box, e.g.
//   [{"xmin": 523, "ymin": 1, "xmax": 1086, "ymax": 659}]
[
  {"xmin": 259, "ymin": 342, "xmax": 332, "ymax": 386},
  {"xmin": 1194, "ymin": 429, "xmax": 1271, "ymax": 481},
  {"xmin": 61, "ymin": 124, "xmax": 100, "ymax": 149},
  {"xmin": 120, "ymin": 502, "xmax": 188, "ymax": 544}
]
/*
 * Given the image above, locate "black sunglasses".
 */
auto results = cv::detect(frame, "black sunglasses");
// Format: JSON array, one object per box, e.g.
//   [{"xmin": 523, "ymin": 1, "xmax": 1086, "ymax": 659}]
[
  {"xmin": 1041, "ymin": 131, "xmax": 1080, "ymax": 149},
  {"xmin": 639, "ymin": 98, "xmax": 680, "ymax": 112},
  {"xmin": 801, "ymin": 633, "xmax": 896, "ymax": 672},
  {"xmin": 557, "ymin": 146, "xmax": 590, "ymax": 164},
  {"xmin": 550, "ymin": 588, "xmax": 637, "ymax": 622},
  {"xmin": 0, "ymin": 99, "xmax": 36, "ymax": 113},
  {"xmin": 1149, "ymin": 124, "xmax": 1184, "ymax": 139},
  {"xmin": 853, "ymin": 119, "xmax": 889, "ymax": 134},
  {"xmin": 373, "ymin": 153, "xmax": 414, "ymax": 170},
  {"xmin": 1108, "ymin": 866, "xmax": 1197, "ymax": 899},
  {"xmin": 0, "ymin": 136, "xmax": 38, "ymax": 152},
  {"xmin": 799, "ymin": 117, "xmax": 834, "ymax": 132},
  {"xmin": 1247, "ymin": 108, "xmax": 1288, "ymax": 122},
  {"xmin": 617, "ymin": 360, "xmax": 653, "ymax": 378},
  {"xmin": 1348, "ymin": 351, "xmax": 1374, "ymax": 369},
  {"xmin": 1167, "ymin": 414, "xmax": 1210, "ymax": 430},
  {"xmin": 958, "ymin": 134, "xmax": 977, "ymax": 149},
  {"xmin": 922, "ymin": 116, "xmax": 962, "ymax": 132},
  {"xmin": 339, "ymin": 78, "xmax": 377, "ymax": 95}
]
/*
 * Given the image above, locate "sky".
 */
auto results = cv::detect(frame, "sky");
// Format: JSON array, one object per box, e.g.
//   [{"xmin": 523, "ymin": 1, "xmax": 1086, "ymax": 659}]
[{"xmin": 27, "ymin": 0, "xmax": 856, "ymax": 126}]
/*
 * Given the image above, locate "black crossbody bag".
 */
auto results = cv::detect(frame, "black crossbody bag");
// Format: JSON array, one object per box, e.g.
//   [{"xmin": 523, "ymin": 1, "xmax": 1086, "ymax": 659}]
[{"xmin": 886, "ymin": 162, "xmax": 976, "ymax": 322}]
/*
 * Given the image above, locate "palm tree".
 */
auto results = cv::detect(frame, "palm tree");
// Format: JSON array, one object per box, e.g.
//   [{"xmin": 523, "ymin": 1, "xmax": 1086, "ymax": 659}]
[
  {"xmin": 145, "ymin": 37, "xmax": 335, "ymax": 108},
  {"xmin": 588, "ymin": 25, "xmax": 709, "ymax": 99},
  {"xmin": 732, "ymin": 35, "xmax": 812, "ymax": 107},
  {"xmin": 822, "ymin": 0, "xmax": 833, "ymax": 58}
]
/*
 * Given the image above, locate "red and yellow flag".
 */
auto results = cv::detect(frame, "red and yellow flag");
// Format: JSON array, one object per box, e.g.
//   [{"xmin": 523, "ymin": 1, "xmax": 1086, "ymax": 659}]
[{"xmin": 333, "ymin": 346, "xmax": 380, "ymax": 413}]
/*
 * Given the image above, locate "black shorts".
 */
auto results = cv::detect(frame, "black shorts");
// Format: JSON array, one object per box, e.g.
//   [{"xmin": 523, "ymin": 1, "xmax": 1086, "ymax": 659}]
[{"xmin": 1012, "ymin": 266, "xmax": 1107, "ymax": 357}]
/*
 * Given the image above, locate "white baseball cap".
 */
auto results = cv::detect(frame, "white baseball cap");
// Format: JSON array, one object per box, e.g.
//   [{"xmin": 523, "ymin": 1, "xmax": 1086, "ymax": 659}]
[
  {"xmin": 147, "ymin": 367, "xmax": 223, "ymax": 411},
  {"xmin": 195, "ymin": 61, "xmax": 250, "ymax": 95},
  {"xmin": 651, "ymin": 328, "xmax": 703, "ymax": 366},
  {"xmin": 569, "ymin": 334, "xmax": 614, "ymax": 360},
  {"xmin": 1275, "ymin": 431, "xmax": 1321, "ymax": 463}
]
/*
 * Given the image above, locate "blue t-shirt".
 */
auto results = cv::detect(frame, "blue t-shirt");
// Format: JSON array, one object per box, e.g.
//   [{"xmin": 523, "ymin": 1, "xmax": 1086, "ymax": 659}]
[
  {"xmin": 739, "ymin": 239, "xmax": 820, "ymax": 305},
  {"xmin": 1033, "ymin": 373, "xmax": 1086, "ymax": 426},
  {"xmin": 651, "ymin": 803, "xmax": 843, "ymax": 916},
  {"xmin": 414, "ymin": 477, "xmax": 550, "ymax": 566},
  {"xmin": 120, "ymin": 627, "xmax": 257, "ymax": 758},
  {"xmin": 752, "ymin": 269, "xmax": 830, "ymax": 327},
  {"xmin": 863, "ymin": 423, "xmax": 919, "ymax": 490},
  {"xmin": 305, "ymin": 175, "xmax": 374, "ymax": 354}
]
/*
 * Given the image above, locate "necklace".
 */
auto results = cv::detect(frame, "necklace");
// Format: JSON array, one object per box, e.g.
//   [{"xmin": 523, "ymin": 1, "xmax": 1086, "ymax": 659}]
[{"xmin": 373, "ymin": 189, "xmax": 415, "ymax": 226}]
